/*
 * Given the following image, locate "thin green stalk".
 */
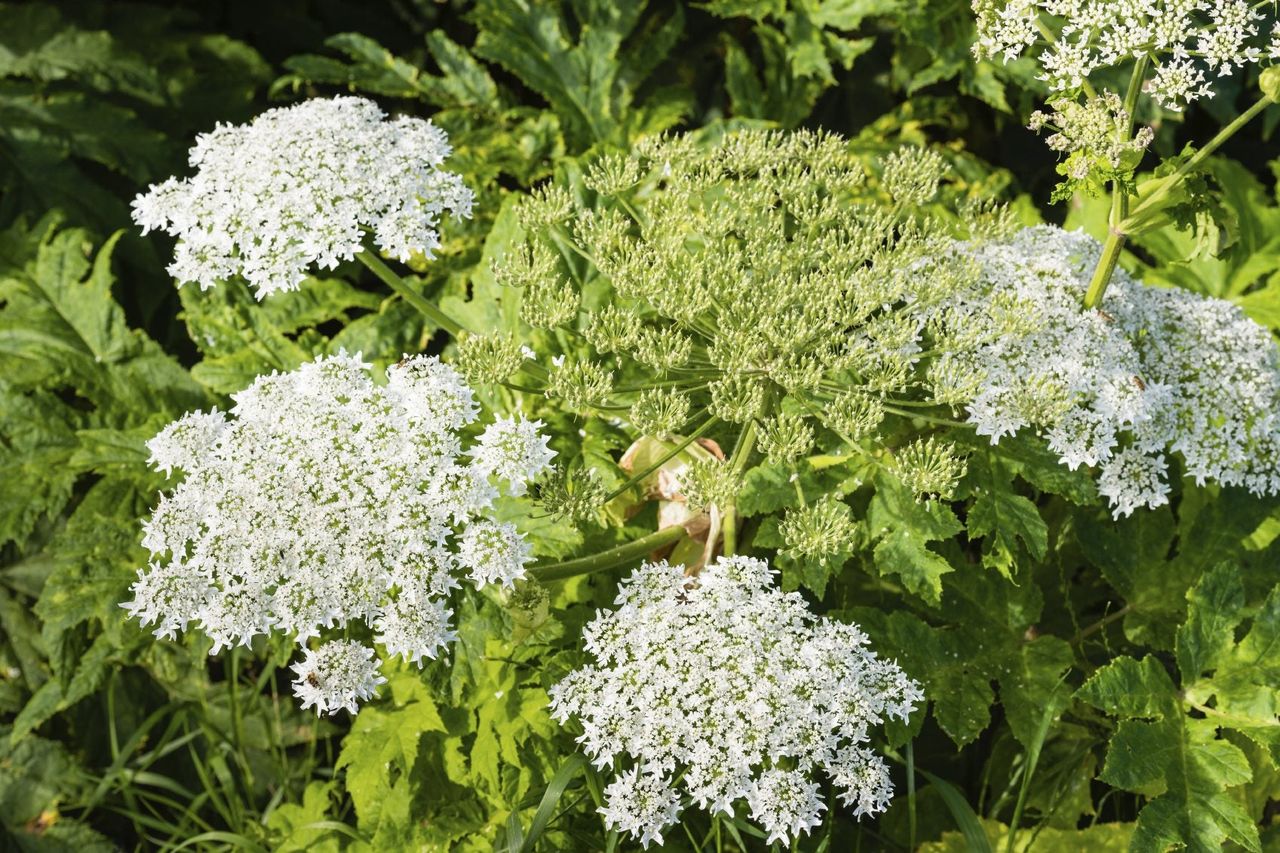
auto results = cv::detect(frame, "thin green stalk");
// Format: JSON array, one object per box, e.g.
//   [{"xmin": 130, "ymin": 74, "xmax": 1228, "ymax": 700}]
[
  {"xmin": 1081, "ymin": 55, "xmax": 1147, "ymax": 309},
  {"xmin": 1125, "ymin": 93, "xmax": 1272, "ymax": 225},
  {"xmin": 357, "ymin": 248, "xmax": 549, "ymax": 382},
  {"xmin": 881, "ymin": 404, "xmax": 970, "ymax": 428},
  {"xmin": 906, "ymin": 740, "xmax": 917, "ymax": 853},
  {"xmin": 1005, "ymin": 682, "xmax": 1063, "ymax": 853},
  {"xmin": 1071, "ymin": 604, "xmax": 1131, "ymax": 645},
  {"xmin": 602, "ymin": 416, "xmax": 719, "ymax": 503},
  {"xmin": 357, "ymin": 249, "xmax": 463, "ymax": 337},
  {"xmin": 1086, "ymin": 93, "xmax": 1272, "ymax": 308},
  {"xmin": 529, "ymin": 525, "xmax": 687, "ymax": 582}
]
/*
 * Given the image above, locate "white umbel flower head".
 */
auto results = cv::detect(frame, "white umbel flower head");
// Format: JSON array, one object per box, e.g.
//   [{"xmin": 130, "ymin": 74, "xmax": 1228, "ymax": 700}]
[
  {"xmin": 290, "ymin": 640, "xmax": 388, "ymax": 716},
  {"xmin": 123, "ymin": 353, "xmax": 549, "ymax": 714},
  {"xmin": 132, "ymin": 96, "xmax": 474, "ymax": 297},
  {"xmin": 548, "ymin": 556, "xmax": 922, "ymax": 846},
  {"xmin": 470, "ymin": 416, "xmax": 557, "ymax": 496},
  {"xmin": 597, "ymin": 766, "xmax": 684, "ymax": 849},
  {"xmin": 972, "ymin": 0, "xmax": 1274, "ymax": 110},
  {"xmin": 456, "ymin": 521, "xmax": 534, "ymax": 588},
  {"xmin": 935, "ymin": 225, "xmax": 1280, "ymax": 517}
]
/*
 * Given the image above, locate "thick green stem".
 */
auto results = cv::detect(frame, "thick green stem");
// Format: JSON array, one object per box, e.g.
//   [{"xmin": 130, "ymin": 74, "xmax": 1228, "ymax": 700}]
[
  {"xmin": 528, "ymin": 525, "xmax": 687, "ymax": 582},
  {"xmin": 720, "ymin": 419, "xmax": 760, "ymax": 557},
  {"xmin": 1082, "ymin": 229, "xmax": 1127, "ymax": 309},
  {"xmin": 357, "ymin": 248, "xmax": 464, "ymax": 337},
  {"xmin": 1081, "ymin": 56, "xmax": 1146, "ymax": 309}
]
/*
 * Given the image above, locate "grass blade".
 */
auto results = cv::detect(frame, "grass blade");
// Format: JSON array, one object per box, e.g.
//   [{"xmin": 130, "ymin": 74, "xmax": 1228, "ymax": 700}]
[
  {"xmin": 518, "ymin": 752, "xmax": 586, "ymax": 853},
  {"xmin": 916, "ymin": 768, "xmax": 993, "ymax": 853}
]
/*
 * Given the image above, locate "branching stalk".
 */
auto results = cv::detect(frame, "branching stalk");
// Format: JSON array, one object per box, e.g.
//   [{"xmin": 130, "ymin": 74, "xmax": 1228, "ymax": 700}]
[{"xmin": 1084, "ymin": 90, "xmax": 1271, "ymax": 308}]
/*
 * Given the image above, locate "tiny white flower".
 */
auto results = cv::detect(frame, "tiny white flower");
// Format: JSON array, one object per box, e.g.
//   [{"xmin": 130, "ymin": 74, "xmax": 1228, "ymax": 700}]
[
  {"xmin": 124, "ymin": 353, "xmax": 550, "ymax": 714},
  {"xmin": 937, "ymin": 225, "xmax": 1280, "ymax": 517},
  {"xmin": 457, "ymin": 521, "xmax": 533, "ymax": 588},
  {"xmin": 598, "ymin": 767, "xmax": 683, "ymax": 849},
  {"xmin": 973, "ymin": 0, "xmax": 1271, "ymax": 110},
  {"xmin": 470, "ymin": 416, "xmax": 556, "ymax": 496}
]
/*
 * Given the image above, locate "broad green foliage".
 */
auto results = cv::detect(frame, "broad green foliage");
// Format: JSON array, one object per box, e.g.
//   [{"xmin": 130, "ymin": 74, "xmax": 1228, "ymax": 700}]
[
  {"xmin": 3, "ymin": 1, "xmax": 1280, "ymax": 850},
  {"xmin": 0, "ymin": 2, "xmax": 268, "ymax": 233},
  {"xmin": 1079, "ymin": 565, "xmax": 1280, "ymax": 852}
]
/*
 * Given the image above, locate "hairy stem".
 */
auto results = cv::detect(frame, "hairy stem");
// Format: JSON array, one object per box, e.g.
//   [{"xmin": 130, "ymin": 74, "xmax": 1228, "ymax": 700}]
[{"xmin": 528, "ymin": 525, "xmax": 687, "ymax": 582}]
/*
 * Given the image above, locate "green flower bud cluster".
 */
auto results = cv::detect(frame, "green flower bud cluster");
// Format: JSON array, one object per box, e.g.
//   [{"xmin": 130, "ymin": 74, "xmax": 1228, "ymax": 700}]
[
  {"xmin": 891, "ymin": 436, "xmax": 967, "ymax": 501},
  {"xmin": 681, "ymin": 457, "xmax": 742, "ymax": 513},
  {"xmin": 456, "ymin": 332, "xmax": 525, "ymax": 385},
  {"xmin": 548, "ymin": 359, "xmax": 614, "ymax": 411},
  {"xmin": 758, "ymin": 411, "xmax": 814, "ymax": 464},
  {"xmin": 780, "ymin": 497, "xmax": 862, "ymax": 562},
  {"xmin": 630, "ymin": 389, "xmax": 691, "ymax": 436},
  {"xmin": 495, "ymin": 134, "xmax": 991, "ymax": 419},
  {"xmin": 535, "ymin": 464, "xmax": 608, "ymax": 524}
]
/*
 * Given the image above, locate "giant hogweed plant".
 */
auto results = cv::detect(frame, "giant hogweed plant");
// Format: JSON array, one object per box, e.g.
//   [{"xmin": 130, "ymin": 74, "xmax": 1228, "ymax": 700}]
[
  {"xmin": 108, "ymin": 88, "xmax": 1280, "ymax": 849},
  {"xmin": 433, "ymin": 130, "xmax": 1280, "ymax": 847},
  {"xmin": 4, "ymin": 7, "xmax": 1280, "ymax": 849}
]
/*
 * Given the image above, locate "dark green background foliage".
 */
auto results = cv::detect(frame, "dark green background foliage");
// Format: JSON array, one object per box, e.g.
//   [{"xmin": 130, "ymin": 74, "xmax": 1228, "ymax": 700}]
[{"xmin": 2, "ymin": 1, "xmax": 1279, "ymax": 850}]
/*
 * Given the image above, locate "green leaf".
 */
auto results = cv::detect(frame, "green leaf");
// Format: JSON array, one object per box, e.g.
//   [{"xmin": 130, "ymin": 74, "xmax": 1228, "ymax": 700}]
[
  {"xmin": 471, "ymin": 0, "xmax": 687, "ymax": 147},
  {"xmin": 966, "ymin": 458, "xmax": 1047, "ymax": 577},
  {"xmin": 919, "ymin": 818, "xmax": 1133, "ymax": 852},
  {"xmin": 881, "ymin": 612, "xmax": 993, "ymax": 745},
  {"xmin": 914, "ymin": 767, "xmax": 993, "ymax": 853},
  {"xmin": 1176, "ymin": 563, "xmax": 1245, "ymax": 682},
  {"xmin": 868, "ymin": 473, "xmax": 962, "ymax": 605},
  {"xmin": 336, "ymin": 666, "xmax": 448, "ymax": 835},
  {"xmin": 873, "ymin": 531, "xmax": 954, "ymax": 606},
  {"xmin": 1077, "ymin": 656, "xmax": 1175, "ymax": 720},
  {"xmin": 1077, "ymin": 564, "xmax": 1280, "ymax": 853}
]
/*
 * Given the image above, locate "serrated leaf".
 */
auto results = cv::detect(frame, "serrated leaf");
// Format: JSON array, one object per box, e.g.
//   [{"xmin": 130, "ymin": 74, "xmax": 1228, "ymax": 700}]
[
  {"xmin": 1078, "ymin": 565, "xmax": 1280, "ymax": 853},
  {"xmin": 967, "ymin": 485, "xmax": 1046, "ymax": 577},
  {"xmin": 873, "ymin": 530, "xmax": 954, "ymax": 605},
  {"xmin": 868, "ymin": 473, "xmax": 962, "ymax": 604},
  {"xmin": 1077, "ymin": 656, "xmax": 1175, "ymax": 720},
  {"xmin": 471, "ymin": 0, "xmax": 686, "ymax": 147},
  {"xmin": 1176, "ymin": 564, "xmax": 1245, "ymax": 683},
  {"xmin": 881, "ymin": 612, "xmax": 993, "ymax": 745}
]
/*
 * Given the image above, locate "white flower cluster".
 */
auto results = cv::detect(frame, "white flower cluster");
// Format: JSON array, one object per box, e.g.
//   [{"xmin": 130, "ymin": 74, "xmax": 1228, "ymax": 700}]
[
  {"xmin": 124, "ymin": 353, "xmax": 554, "ymax": 714},
  {"xmin": 973, "ymin": 0, "xmax": 1276, "ymax": 109},
  {"xmin": 548, "ymin": 557, "xmax": 922, "ymax": 847},
  {"xmin": 132, "ymin": 96, "xmax": 473, "ymax": 297},
  {"xmin": 939, "ymin": 225, "xmax": 1280, "ymax": 516}
]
